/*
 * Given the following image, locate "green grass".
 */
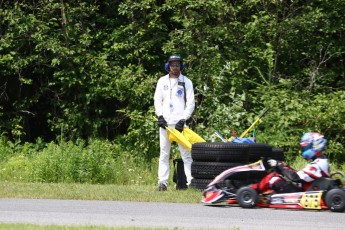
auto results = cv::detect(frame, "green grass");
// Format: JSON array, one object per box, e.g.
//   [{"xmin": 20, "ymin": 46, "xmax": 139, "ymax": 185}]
[{"xmin": 0, "ymin": 181, "xmax": 202, "ymax": 203}]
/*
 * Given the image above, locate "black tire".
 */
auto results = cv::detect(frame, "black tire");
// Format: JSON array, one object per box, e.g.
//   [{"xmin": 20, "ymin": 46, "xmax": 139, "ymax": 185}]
[
  {"xmin": 191, "ymin": 162, "xmax": 243, "ymax": 179},
  {"xmin": 192, "ymin": 142, "xmax": 272, "ymax": 162},
  {"xmin": 325, "ymin": 189, "xmax": 345, "ymax": 212},
  {"xmin": 224, "ymin": 179, "xmax": 262, "ymax": 193},
  {"xmin": 247, "ymin": 143, "xmax": 273, "ymax": 161},
  {"xmin": 190, "ymin": 178, "xmax": 261, "ymax": 192},
  {"xmin": 271, "ymin": 148, "xmax": 285, "ymax": 161},
  {"xmin": 236, "ymin": 187, "xmax": 258, "ymax": 208},
  {"xmin": 225, "ymin": 170, "xmax": 268, "ymax": 181},
  {"xmin": 190, "ymin": 178, "xmax": 227, "ymax": 190}
]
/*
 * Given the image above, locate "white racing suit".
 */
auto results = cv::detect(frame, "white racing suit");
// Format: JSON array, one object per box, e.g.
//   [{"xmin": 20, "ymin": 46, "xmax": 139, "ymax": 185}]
[
  {"xmin": 154, "ymin": 73, "xmax": 195, "ymax": 186},
  {"xmin": 252, "ymin": 157, "xmax": 330, "ymax": 193}
]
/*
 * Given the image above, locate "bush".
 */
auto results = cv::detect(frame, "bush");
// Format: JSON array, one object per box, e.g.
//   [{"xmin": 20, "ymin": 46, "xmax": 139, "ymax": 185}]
[{"xmin": 253, "ymin": 86, "xmax": 345, "ymax": 163}]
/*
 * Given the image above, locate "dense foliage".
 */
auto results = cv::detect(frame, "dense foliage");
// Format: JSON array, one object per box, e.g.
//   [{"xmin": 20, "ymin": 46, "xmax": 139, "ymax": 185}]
[{"xmin": 1, "ymin": 0, "xmax": 344, "ymax": 169}]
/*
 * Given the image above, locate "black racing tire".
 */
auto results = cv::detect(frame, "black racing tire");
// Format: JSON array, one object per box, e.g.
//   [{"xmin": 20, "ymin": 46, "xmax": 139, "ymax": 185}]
[
  {"xmin": 247, "ymin": 143, "xmax": 273, "ymax": 161},
  {"xmin": 190, "ymin": 178, "xmax": 227, "ymax": 191},
  {"xmin": 236, "ymin": 187, "xmax": 258, "ymax": 209},
  {"xmin": 224, "ymin": 170, "xmax": 268, "ymax": 181},
  {"xmin": 271, "ymin": 148, "xmax": 285, "ymax": 161},
  {"xmin": 191, "ymin": 162, "xmax": 243, "ymax": 179},
  {"xmin": 190, "ymin": 178, "xmax": 260, "ymax": 191},
  {"xmin": 325, "ymin": 189, "xmax": 345, "ymax": 212},
  {"xmin": 191, "ymin": 142, "xmax": 248, "ymax": 162},
  {"xmin": 225, "ymin": 179, "xmax": 261, "ymax": 192},
  {"xmin": 191, "ymin": 142, "xmax": 272, "ymax": 162}
]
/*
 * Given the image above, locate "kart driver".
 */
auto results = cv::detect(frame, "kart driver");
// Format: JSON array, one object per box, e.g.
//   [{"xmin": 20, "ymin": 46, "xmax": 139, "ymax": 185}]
[
  {"xmin": 154, "ymin": 54, "xmax": 195, "ymax": 191},
  {"xmin": 251, "ymin": 132, "xmax": 330, "ymax": 193}
]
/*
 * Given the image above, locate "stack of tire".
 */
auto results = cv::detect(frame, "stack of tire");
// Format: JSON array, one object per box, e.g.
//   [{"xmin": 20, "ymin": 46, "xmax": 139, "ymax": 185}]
[{"xmin": 190, "ymin": 142, "xmax": 285, "ymax": 190}]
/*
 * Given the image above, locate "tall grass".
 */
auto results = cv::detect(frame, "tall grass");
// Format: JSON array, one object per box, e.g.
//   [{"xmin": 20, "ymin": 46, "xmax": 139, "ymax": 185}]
[
  {"xmin": 0, "ymin": 137, "xmax": 158, "ymax": 185},
  {"xmin": 0, "ymin": 136, "xmax": 344, "ymax": 186}
]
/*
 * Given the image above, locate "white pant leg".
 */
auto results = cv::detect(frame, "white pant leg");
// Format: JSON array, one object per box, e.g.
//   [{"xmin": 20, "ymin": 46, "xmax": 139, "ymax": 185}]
[
  {"xmin": 178, "ymin": 143, "xmax": 193, "ymax": 185},
  {"xmin": 158, "ymin": 127, "xmax": 171, "ymax": 185}
]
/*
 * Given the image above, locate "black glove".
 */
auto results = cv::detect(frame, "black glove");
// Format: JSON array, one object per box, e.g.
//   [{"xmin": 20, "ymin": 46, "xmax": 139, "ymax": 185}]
[
  {"xmin": 157, "ymin": 115, "xmax": 167, "ymax": 129},
  {"xmin": 175, "ymin": 119, "xmax": 186, "ymax": 132}
]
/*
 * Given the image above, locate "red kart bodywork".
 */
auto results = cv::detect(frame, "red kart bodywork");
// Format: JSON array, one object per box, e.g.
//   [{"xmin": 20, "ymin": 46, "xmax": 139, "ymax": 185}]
[
  {"xmin": 202, "ymin": 160, "xmax": 267, "ymax": 204},
  {"xmin": 207, "ymin": 160, "xmax": 267, "ymax": 187},
  {"xmin": 202, "ymin": 160, "xmax": 345, "ymax": 212}
]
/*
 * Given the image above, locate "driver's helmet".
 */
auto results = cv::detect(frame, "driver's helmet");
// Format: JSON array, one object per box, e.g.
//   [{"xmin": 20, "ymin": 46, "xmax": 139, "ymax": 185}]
[{"xmin": 299, "ymin": 132, "xmax": 327, "ymax": 160}]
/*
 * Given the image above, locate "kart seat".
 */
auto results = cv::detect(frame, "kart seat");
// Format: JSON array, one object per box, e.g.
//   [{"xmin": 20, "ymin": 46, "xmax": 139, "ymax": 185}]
[{"xmin": 306, "ymin": 177, "xmax": 340, "ymax": 191}]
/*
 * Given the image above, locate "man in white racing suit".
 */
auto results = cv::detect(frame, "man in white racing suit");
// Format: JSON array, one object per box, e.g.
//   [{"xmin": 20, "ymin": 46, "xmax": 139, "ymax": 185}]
[
  {"xmin": 154, "ymin": 54, "xmax": 195, "ymax": 191},
  {"xmin": 252, "ymin": 132, "xmax": 330, "ymax": 193}
]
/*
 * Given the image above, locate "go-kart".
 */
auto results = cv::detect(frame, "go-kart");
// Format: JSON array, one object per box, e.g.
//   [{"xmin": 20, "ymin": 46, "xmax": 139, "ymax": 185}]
[{"xmin": 202, "ymin": 159, "xmax": 345, "ymax": 212}]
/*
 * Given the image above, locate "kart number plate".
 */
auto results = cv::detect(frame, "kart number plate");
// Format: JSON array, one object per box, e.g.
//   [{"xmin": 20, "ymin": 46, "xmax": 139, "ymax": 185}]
[{"xmin": 300, "ymin": 192, "xmax": 322, "ymax": 209}]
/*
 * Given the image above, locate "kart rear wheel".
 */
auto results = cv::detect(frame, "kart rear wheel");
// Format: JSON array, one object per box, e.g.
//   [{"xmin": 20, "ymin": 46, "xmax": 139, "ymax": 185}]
[
  {"xmin": 325, "ymin": 189, "xmax": 345, "ymax": 212},
  {"xmin": 236, "ymin": 187, "xmax": 258, "ymax": 209}
]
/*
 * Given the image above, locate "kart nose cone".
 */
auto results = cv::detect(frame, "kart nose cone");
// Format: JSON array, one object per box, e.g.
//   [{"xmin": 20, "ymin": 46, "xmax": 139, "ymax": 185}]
[{"xmin": 202, "ymin": 190, "xmax": 225, "ymax": 204}]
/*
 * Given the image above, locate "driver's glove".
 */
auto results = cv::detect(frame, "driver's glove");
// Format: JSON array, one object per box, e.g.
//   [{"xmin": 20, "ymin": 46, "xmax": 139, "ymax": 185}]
[
  {"xmin": 268, "ymin": 159, "xmax": 278, "ymax": 167},
  {"xmin": 175, "ymin": 119, "xmax": 186, "ymax": 132},
  {"xmin": 157, "ymin": 116, "xmax": 168, "ymax": 129}
]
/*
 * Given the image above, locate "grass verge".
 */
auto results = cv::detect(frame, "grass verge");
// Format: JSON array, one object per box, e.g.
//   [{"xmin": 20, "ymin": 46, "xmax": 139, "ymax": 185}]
[{"xmin": 0, "ymin": 181, "xmax": 202, "ymax": 203}]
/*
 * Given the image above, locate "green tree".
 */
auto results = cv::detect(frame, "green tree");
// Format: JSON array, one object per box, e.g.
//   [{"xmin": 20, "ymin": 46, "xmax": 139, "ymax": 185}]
[{"xmin": 0, "ymin": 0, "xmax": 344, "ymax": 162}]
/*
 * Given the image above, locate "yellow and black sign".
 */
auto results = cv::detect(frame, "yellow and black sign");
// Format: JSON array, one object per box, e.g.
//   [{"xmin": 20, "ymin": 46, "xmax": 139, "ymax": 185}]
[{"xmin": 300, "ymin": 192, "xmax": 323, "ymax": 209}]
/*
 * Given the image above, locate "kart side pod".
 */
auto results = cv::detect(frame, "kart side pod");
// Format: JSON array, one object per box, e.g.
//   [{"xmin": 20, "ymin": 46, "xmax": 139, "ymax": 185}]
[{"xmin": 236, "ymin": 187, "xmax": 345, "ymax": 212}]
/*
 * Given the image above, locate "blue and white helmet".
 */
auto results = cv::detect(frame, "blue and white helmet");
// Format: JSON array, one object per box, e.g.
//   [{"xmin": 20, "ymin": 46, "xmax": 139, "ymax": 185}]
[{"xmin": 299, "ymin": 132, "xmax": 327, "ymax": 160}]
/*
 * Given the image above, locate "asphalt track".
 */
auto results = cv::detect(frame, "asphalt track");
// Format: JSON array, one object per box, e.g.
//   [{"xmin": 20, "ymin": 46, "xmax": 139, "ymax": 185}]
[{"xmin": 0, "ymin": 198, "xmax": 344, "ymax": 229}]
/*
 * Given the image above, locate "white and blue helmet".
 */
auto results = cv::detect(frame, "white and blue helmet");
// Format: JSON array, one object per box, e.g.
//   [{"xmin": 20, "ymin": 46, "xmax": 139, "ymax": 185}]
[{"xmin": 299, "ymin": 132, "xmax": 327, "ymax": 160}]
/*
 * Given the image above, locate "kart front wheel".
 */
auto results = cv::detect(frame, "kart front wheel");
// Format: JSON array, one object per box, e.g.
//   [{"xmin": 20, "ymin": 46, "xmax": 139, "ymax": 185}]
[
  {"xmin": 236, "ymin": 187, "xmax": 258, "ymax": 209},
  {"xmin": 325, "ymin": 189, "xmax": 345, "ymax": 212}
]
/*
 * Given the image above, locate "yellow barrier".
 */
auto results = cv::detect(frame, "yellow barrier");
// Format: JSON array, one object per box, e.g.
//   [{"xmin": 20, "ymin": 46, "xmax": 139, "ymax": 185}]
[
  {"xmin": 183, "ymin": 127, "xmax": 206, "ymax": 144},
  {"xmin": 167, "ymin": 127, "xmax": 205, "ymax": 151}
]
